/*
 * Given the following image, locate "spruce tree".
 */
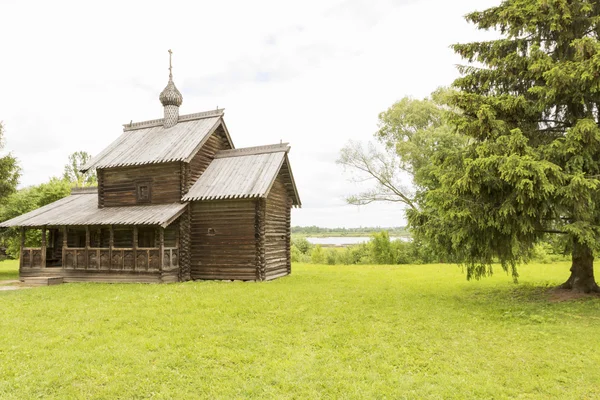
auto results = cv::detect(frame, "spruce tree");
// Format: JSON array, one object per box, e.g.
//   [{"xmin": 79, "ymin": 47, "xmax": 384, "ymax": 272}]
[{"xmin": 410, "ymin": 1, "xmax": 600, "ymax": 292}]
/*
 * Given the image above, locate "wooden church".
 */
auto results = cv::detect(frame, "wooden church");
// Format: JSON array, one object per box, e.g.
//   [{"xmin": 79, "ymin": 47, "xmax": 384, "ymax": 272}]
[{"xmin": 0, "ymin": 53, "xmax": 301, "ymax": 283}]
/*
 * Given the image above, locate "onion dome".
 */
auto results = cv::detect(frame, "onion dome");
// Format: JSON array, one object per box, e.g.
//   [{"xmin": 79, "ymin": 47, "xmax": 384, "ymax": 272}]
[
  {"xmin": 159, "ymin": 75, "xmax": 183, "ymax": 107},
  {"xmin": 160, "ymin": 50, "xmax": 182, "ymax": 128}
]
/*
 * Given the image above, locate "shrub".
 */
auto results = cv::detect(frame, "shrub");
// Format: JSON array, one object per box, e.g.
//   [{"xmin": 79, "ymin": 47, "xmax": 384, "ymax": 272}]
[
  {"xmin": 291, "ymin": 237, "xmax": 313, "ymax": 254},
  {"xmin": 311, "ymin": 245, "xmax": 326, "ymax": 264},
  {"xmin": 531, "ymin": 242, "xmax": 554, "ymax": 264},
  {"xmin": 325, "ymin": 248, "xmax": 338, "ymax": 265},
  {"xmin": 369, "ymin": 231, "xmax": 395, "ymax": 264},
  {"xmin": 291, "ymin": 244, "xmax": 311, "ymax": 263},
  {"xmin": 291, "ymin": 244, "xmax": 302, "ymax": 263},
  {"xmin": 391, "ymin": 240, "xmax": 416, "ymax": 264}
]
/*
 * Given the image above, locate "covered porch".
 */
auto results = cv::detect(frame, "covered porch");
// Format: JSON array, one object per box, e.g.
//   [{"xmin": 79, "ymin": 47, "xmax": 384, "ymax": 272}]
[
  {"xmin": 20, "ymin": 225, "xmax": 180, "ymax": 282},
  {"xmin": 0, "ymin": 189, "xmax": 189, "ymax": 283}
]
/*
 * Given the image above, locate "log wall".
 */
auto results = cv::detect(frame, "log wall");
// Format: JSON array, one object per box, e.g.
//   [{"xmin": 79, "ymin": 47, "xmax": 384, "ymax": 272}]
[
  {"xmin": 178, "ymin": 209, "xmax": 191, "ymax": 281},
  {"xmin": 97, "ymin": 169, "xmax": 105, "ymax": 208},
  {"xmin": 101, "ymin": 163, "xmax": 182, "ymax": 206},
  {"xmin": 190, "ymin": 200, "xmax": 258, "ymax": 280},
  {"xmin": 264, "ymin": 175, "xmax": 291, "ymax": 280}
]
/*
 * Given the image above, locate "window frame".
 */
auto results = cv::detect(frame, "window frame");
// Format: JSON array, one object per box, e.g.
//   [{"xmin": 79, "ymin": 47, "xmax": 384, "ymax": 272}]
[{"xmin": 135, "ymin": 180, "xmax": 152, "ymax": 204}]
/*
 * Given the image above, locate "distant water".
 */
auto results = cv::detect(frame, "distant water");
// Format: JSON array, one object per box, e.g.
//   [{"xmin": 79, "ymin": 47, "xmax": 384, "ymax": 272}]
[{"xmin": 305, "ymin": 236, "xmax": 410, "ymax": 246}]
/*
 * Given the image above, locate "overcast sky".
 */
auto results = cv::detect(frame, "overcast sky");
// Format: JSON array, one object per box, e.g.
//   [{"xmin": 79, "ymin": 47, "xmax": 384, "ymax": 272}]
[{"xmin": 0, "ymin": 0, "xmax": 499, "ymax": 228}]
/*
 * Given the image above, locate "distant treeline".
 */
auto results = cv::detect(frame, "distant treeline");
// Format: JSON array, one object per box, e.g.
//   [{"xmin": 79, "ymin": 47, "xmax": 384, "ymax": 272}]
[
  {"xmin": 292, "ymin": 232, "xmax": 569, "ymax": 266},
  {"xmin": 292, "ymin": 226, "xmax": 409, "ymax": 237}
]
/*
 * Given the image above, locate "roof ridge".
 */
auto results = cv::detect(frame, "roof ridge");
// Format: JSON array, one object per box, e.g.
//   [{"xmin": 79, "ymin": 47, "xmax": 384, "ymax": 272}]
[
  {"xmin": 122, "ymin": 108, "xmax": 225, "ymax": 132},
  {"xmin": 71, "ymin": 187, "xmax": 98, "ymax": 195},
  {"xmin": 214, "ymin": 143, "xmax": 290, "ymax": 159}
]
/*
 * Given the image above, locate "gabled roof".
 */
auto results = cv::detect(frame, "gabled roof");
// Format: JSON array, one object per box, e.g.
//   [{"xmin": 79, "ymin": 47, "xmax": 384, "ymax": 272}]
[
  {"xmin": 0, "ymin": 191, "xmax": 187, "ymax": 228},
  {"xmin": 182, "ymin": 144, "xmax": 301, "ymax": 207},
  {"xmin": 81, "ymin": 109, "xmax": 233, "ymax": 172}
]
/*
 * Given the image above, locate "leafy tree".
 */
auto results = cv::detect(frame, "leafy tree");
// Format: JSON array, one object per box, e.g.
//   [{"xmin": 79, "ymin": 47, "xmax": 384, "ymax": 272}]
[
  {"xmin": 63, "ymin": 151, "xmax": 96, "ymax": 187},
  {"xmin": 337, "ymin": 89, "xmax": 466, "ymax": 210},
  {"xmin": 411, "ymin": 0, "xmax": 600, "ymax": 292},
  {"xmin": 0, "ymin": 122, "xmax": 21, "ymax": 204},
  {"xmin": 0, "ymin": 178, "xmax": 71, "ymax": 257}
]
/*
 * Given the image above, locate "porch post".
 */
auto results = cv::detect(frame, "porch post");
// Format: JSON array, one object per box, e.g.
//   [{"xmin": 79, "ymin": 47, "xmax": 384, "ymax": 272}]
[
  {"xmin": 174, "ymin": 227, "xmax": 179, "ymax": 269},
  {"xmin": 41, "ymin": 226, "xmax": 47, "ymax": 268},
  {"xmin": 159, "ymin": 227, "xmax": 164, "ymax": 272},
  {"xmin": 109, "ymin": 225, "xmax": 114, "ymax": 270},
  {"xmin": 62, "ymin": 226, "xmax": 67, "ymax": 269},
  {"xmin": 20, "ymin": 227, "xmax": 25, "ymax": 270},
  {"xmin": 85, "ymin": 226, "xmax": 90, "ymax": 269},
  {"xmin": 133, "ymin": 226, "xmax": 138, "ymax": 271}
]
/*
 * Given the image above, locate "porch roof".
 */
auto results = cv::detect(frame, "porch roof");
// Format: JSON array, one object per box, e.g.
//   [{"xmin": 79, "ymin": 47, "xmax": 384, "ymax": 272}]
[{"xmin": 0, "ymin": 193, "xmax": 187, "ymax": 228}]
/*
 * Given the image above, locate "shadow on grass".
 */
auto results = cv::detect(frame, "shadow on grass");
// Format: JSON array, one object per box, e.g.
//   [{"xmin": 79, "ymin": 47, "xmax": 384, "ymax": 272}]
[
  {"xmin": 461, "ymin": 282, "xmax": 600, "ymax": 307},
  {"xmin": 0, "ymin": 270, "xmax": 19, "ymax": 281}
]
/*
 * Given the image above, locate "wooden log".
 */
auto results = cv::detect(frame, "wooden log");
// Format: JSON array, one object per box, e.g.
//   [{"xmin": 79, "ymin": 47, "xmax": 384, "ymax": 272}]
[
  {"xmin": 286, "ymin": 197, "xmax": 292, "ymax": 274},
  {"xmin": 41, "ymin": 226, "xmax": 47, "ymax": 269},
  {"xmin": 109, "ymin": 225, "xmax": 114, "ymax": 271},
  {"xmin": 255, "ymin": 198, "xmax": 266, "ymax": 281},
  {"xmin": 85, "ymin": 226, "xmax": 90, "ymax": 270},
  {"xmin": 20, "ymin": 228, "xmax": 25, "ymax": 271},
  {"xmin": 159, "ymin": 227, "xmax": 164, "ymax": 272},
  {"xmin": 62, "ymin": 226, "xmax": 68, "ymax": 269},
  {"xmin": 97, "ymin": 168, "xmax": 105, "ymax": 208},
  {"xmin": 133, "ymin": 226, "xmax": 138, "ymax": 272},
  {"xmin": 178, "ymin": 209, "xmax": 191, "ymax": 281},
  {"xmin": 102, "ymin": 163, "xmax": 182, "ymax": 206}
]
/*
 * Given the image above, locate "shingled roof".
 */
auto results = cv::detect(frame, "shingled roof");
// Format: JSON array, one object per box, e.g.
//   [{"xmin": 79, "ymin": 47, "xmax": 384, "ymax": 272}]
[
  {"xmin": 0, "ymin": 191, "xmax": 187, "ymax": 228},
  {"xmin": 81, "ymin": 109, "xmax": 233, "ymax": 172},
  {"xmin": 182, "ymin": 144, "xmax": 301, "ymax": 206}
]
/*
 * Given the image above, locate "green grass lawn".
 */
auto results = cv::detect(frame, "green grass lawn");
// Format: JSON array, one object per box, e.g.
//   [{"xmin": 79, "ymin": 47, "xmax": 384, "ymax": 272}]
[
  {"xmin": 1, "ymin": 260, "xmax": 599, "ymax": 399},
  {"xmin": 0, "ymin": 259, "xmax": 18, "ymax": 280}
]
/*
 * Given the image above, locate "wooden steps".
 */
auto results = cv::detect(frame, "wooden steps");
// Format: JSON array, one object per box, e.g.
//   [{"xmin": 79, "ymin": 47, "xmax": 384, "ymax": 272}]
[{"xmin": 21, "ymin": 276, "xmax": 64, "ymax": 286}]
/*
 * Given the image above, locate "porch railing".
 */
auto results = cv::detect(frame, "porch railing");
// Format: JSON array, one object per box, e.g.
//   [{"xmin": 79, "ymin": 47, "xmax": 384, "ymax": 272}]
[
  {"xmin": 21, "ymin": 248, "xmax": 43, "ymax": 269},
  {"xmin": 22, "ymin": 247, "xmax": 178, "ymax": 272}
]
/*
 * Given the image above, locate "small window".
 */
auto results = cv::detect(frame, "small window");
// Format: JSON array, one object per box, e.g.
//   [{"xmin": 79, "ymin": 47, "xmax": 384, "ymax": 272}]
[
  {"xmin": 207, "ymin": 228, "xmax": 216, "ymax": 236},
  {"xmin": 136, "ymin": 181, "xmax": 152, "ymax": 203}
]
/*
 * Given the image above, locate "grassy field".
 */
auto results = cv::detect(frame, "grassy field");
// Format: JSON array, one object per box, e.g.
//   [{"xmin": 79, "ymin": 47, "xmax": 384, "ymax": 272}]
[
  {"xmin": 0, "ymin": 259, "xmax": 18, "ymax": 280},
  {"xmin": 1, "ymin": 260, "xmax": 599, "ymax": 399}
]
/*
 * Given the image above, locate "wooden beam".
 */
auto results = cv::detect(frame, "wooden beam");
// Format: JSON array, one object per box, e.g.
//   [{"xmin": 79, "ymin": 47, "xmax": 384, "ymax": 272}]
[
  {"xmin": 213, "ymin": 143, "xmax": 290, "ymax": 159},
  {"xmin": 41, "ymin": 226, "xmax": 47, "ymax": 269},
  {"xmin": 20, "ymin": 227, "xmax": 25, "ymax": 271},
  {"xmin": 62, "ymin": 226, "xmax": 67, "ymax": 269},
  {"xmin": 133, "ymin": 226, "xmax": 138, "ymax": 271},
  {"xmin": 85, "ymin": 226, "xmax": 90, "ymax": 270},
  {"xmin": 109, "ymin": 225, "xmax": 114, "ymax": 271},
  {"xmin": 159, "ymin": 227, "xmax": 164, "ymax": 272}
]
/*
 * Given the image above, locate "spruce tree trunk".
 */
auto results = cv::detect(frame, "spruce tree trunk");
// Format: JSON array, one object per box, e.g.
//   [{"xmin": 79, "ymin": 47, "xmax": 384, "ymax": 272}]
[{"xmin": 559, "ymin": 240, "xmax": 600, "ymax": 293}]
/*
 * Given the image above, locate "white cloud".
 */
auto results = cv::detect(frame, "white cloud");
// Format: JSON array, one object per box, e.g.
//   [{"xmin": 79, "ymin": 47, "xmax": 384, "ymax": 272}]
[{"xmin": 0, "ymin": 0, "xmax": 500, "ymax": 228}]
